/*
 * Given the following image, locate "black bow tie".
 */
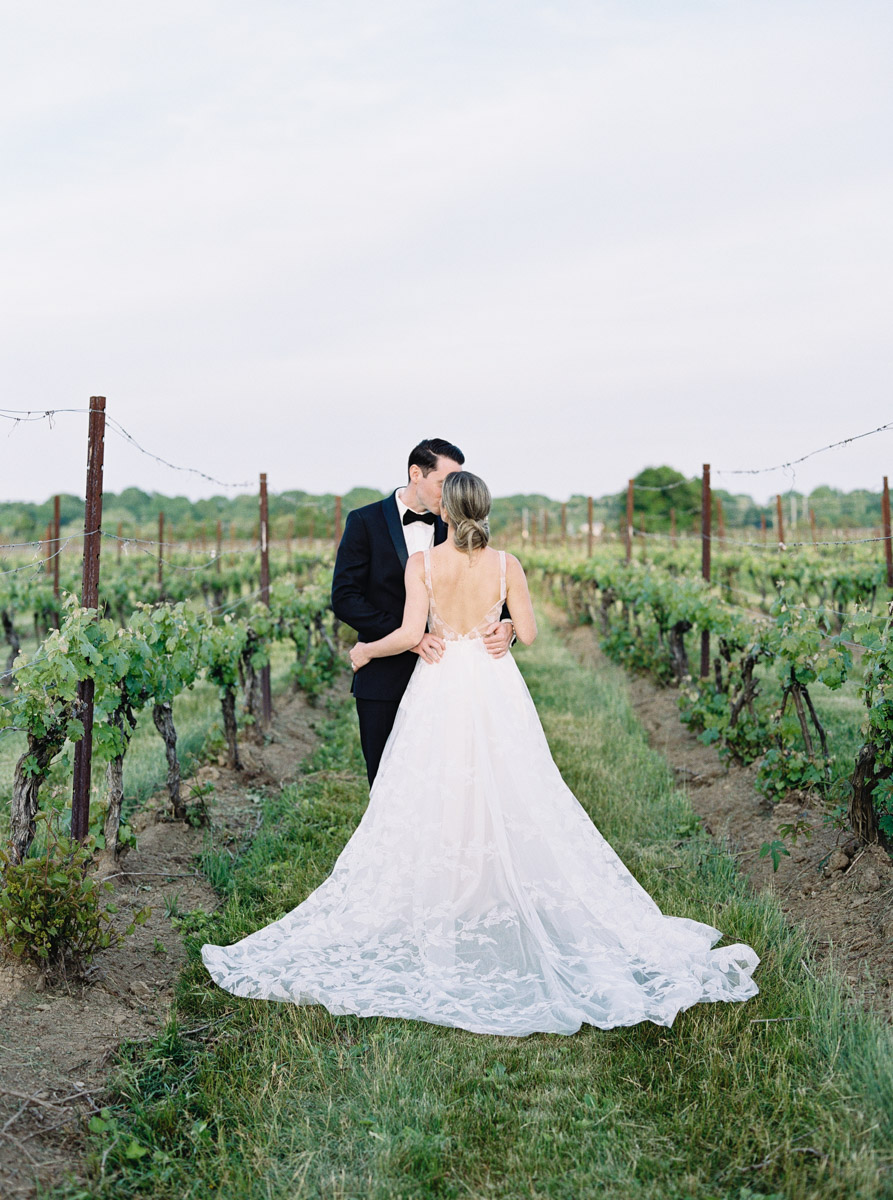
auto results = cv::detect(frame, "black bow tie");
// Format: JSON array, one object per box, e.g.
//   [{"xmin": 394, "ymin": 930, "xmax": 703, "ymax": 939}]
[{"xmin": 403, "ymin": 509, "xmax": 436, "ymax": 526}]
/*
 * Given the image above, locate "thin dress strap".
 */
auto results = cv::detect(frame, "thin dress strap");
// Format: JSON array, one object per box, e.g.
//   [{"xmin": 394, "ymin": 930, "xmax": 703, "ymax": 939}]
[
  {"xmin": 423, "ymin": 548, "xmax": 446, "ymax": 638},
  {"xmin": 499, "ymin": 551, "xmax": 507, "ymax": 604},
  {"xmin": 423, "ymin": 549, "xmax": 435, "ymax": 609}
]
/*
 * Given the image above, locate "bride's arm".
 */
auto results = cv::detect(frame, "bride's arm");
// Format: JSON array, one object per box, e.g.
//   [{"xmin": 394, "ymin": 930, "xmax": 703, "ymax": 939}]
[
  {"xmin": 350, "ymin": 555, "xmax": 429, "ymax": 671},
  {"xmin": 505, "ymin": 554, "xmax": 537, "ymax": 645}
]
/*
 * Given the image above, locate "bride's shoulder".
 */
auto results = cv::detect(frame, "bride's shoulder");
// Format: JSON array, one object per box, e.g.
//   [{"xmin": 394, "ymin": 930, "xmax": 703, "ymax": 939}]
[
  {"xmin": 485, "ymin": 545, "xmax": 518, "ymax": 566},
  {"xmin": 502, "ymin": 552, "xmax": 527, "ymax": 582}
]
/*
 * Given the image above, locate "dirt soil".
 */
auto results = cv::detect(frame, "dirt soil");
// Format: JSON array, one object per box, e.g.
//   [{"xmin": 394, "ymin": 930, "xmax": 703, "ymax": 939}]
[
  {"xmin": 564, "ymin": 622, "xmax": 893, "ymax": 1021},
  {"xmin": 0, "ymin": 687, "xmax": 323, "ymax": 1199}
]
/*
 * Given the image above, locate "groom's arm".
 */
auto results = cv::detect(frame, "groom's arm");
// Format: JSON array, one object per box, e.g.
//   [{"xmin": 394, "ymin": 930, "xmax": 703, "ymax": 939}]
[{"xmin": 331, "ymin": 510, "xmax": 402, "ymax": 641}]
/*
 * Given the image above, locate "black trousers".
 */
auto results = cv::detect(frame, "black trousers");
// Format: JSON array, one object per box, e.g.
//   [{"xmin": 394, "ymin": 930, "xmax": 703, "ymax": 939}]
[{"xmin": 355, "ymin": 698, "xmax": 402, "ymax": 787}]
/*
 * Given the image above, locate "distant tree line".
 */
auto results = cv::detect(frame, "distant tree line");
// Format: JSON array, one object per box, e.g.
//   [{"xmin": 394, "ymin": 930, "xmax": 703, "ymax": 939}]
[{"xmin": 0, "ymin": 472, "xmax": 887, "ymax": 543}]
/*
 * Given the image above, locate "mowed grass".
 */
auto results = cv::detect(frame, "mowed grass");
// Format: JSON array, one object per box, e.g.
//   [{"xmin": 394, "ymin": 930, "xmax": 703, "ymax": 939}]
[{"xmin": 60, "ymin": 621, "xmax": 893, "ymax": 1200}]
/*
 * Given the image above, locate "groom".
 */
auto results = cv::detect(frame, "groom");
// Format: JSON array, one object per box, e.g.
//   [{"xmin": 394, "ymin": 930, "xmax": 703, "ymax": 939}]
[{"xmin": 332, "ymin": 437, "xmax": 514, "ymax": 785}]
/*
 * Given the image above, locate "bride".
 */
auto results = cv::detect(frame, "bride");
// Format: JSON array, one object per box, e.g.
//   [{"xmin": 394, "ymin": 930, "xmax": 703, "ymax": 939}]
[{"xmin": 202, "ymin": 471, "xmax": 758, "ymax": 1036}]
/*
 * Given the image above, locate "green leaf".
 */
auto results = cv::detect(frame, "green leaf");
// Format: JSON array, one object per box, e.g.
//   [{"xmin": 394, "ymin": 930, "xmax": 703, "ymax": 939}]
[{"xmin": 759, "ymin": 840, "xmax": 791, "ymax": 872}]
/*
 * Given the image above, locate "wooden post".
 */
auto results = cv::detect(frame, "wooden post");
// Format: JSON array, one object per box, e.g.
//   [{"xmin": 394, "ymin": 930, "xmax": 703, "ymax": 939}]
[
  {"xmin": 626, "ymin": 479, "xmax": 634, "ymax": 564},
  {"xmin": 542, "ymin": 510, "xmax": 548, "ymax": 546},
  {"xmin": 670, "ymin": 507, "xmax": 677, "ymax": 549},
  {"xmin": 52, "ymin": 495, "xmax": 61, "ymax": 601},
  {"xmin": 809, "ymin": 507, "xmax": 817, "ymax": 544},
  {"xmin": 71, "ymin": 397, "xmax": 106, "ymax": 842},
  {"xmin": 700, "ymin": 464, "xmax": 711, "ymax": 678},
  {"xmin": 158, "ymin": 512, "xmax": 165, "ymax": 597},
  {"xmin": 587, "ymin": 496, "xmax": 594, "ymax": 556},
  {"xmin": 334, "ymin": 496, "xmax": 342, "ymax": 548},
  {"xmin": 760, "ymin": 513, "xmax": 767, "ymax": 543},
  {"xmin": 775, "ymin": 494, "xmax": 785, "ymax": 547},
  {"xmin": 883, "ymin": 476, "xmax": 893, "ymax": 589},
  {"xmin": 259, "ymin": 474, "xmax": 272, "ymax": 726}
]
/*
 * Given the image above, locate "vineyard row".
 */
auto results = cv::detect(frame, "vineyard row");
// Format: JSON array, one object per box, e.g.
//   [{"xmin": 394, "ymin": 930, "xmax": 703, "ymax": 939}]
[
  {"xmin": 2, "ymin": 568, "xmax": 341, "ymax": 865},
  {"xmin": 528, "ymin": 550, "xmax": 893, "ymax": 848}
]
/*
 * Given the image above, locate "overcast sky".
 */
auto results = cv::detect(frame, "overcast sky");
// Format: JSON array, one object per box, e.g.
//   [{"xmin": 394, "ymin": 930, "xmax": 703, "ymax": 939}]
[{"xmin": 2, "ymin": 0, "xmax": 892, "ymax": 506}]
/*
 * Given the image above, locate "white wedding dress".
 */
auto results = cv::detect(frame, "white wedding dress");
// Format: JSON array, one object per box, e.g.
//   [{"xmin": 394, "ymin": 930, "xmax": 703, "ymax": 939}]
[{"xmin": 202, "ymin": 550, "xmax": 758, "ymax": 1036}]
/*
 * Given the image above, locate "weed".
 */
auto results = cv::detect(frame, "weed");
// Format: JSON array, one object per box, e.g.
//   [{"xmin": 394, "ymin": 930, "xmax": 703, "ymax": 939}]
[{"xmin": 0, "ymin": 809, "xmax": 149, "ymax": 981}]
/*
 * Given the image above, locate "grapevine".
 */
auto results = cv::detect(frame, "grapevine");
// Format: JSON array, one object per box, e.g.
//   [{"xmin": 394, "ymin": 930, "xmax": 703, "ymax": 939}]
[
  {"xmin": 1, "ymin": 552, "xmax": 342, "ymax": 863},
  {"xmin": 531, "ymin": 545, "xmax": 892, "ymax": 842}
]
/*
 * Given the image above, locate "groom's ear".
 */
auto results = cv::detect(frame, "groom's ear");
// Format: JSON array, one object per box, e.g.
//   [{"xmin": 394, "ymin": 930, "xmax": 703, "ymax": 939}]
[{"xmin": 408, "ymin": 464, "xmax": 423, "ymax": 484}]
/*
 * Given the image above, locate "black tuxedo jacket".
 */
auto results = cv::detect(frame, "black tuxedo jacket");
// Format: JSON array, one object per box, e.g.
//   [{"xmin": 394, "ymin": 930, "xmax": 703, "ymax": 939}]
[{"xmin": 331, "ymin": 492, "xmax": 448, "ymax": 702}]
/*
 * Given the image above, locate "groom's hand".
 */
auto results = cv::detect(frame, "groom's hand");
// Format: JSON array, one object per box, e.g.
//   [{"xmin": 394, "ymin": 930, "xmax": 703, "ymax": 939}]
[
  {"xmin": 483, "ymin": 620, "xmax": 514, "ymax": 659},
  {"xmin": 412, "ymin": 633, "xmax": 446, "ymax": 664}
]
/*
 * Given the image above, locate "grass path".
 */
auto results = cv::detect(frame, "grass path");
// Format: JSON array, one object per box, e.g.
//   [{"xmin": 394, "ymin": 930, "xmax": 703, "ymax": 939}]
[{"xmin": 61, "ymin": 618, "xmax": 893, "ymax": 1200}]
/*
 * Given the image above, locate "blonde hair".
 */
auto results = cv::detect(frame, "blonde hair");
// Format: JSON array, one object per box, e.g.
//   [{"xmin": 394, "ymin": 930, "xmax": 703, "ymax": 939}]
[{"xmin": 441, "ymin": 471, "xmax": 491, "ymax": 557}]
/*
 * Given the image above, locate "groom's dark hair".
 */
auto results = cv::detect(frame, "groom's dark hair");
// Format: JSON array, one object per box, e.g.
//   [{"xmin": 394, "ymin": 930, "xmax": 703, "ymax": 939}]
[{"xmin": 408, "ymin": 438, "xmax": 465, "ymax": 478}]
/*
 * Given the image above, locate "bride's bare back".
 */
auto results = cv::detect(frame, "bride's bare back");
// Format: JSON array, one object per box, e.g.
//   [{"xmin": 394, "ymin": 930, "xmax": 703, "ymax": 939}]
[
  {"xmin": 426, "ymin": 545, "xmax": 505, "ymax": 639},
  {"xmin": 348, "ymin": 537, "xmax": 536, "ymax": 671}
]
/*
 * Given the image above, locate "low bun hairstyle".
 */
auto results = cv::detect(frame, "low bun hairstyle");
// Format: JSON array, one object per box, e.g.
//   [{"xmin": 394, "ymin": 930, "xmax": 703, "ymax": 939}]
[{"xmin": 441, "ymin": 471, "xmax": 491, "ymax": 557}]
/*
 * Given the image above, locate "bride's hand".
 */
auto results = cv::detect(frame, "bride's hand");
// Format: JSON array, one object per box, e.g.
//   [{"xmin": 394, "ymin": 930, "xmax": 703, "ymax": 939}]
[{"xmin": 350, "ymin": 643, "xmax": 371, "ymax": 672}]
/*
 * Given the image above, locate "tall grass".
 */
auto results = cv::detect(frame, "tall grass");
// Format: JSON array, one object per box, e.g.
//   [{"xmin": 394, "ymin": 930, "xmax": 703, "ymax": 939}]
[{"xmin": 60, "ymin": 622, "xmax": 893, "ymax": 1200}]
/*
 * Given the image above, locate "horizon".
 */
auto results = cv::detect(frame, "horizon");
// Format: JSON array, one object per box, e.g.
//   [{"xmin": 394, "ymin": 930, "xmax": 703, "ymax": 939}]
[
  {"xmin": 2, "ymin": 469, "xmax": 889, "ymax": 515},
  {"xmin": 3, "ymin": 5, "xmax": 893, "ymax": 509}
]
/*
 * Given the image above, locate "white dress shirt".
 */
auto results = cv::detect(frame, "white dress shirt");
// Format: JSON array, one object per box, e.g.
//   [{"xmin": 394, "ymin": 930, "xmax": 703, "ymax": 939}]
[{"xmin": 395, "ymin": 487, "xmax": 436, "ymax": 557}]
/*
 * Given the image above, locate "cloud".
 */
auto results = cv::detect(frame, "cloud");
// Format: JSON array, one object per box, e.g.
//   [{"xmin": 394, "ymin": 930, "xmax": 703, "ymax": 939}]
[{"xmin": 1, "ymin": 1, "xmax": 892, "ymax": 504}]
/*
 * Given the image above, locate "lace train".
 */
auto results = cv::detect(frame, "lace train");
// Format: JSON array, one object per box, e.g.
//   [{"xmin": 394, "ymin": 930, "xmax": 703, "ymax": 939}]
[{"xmin": 202, "ymin": 638, "xmax": 758, "ymax": 1036}]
